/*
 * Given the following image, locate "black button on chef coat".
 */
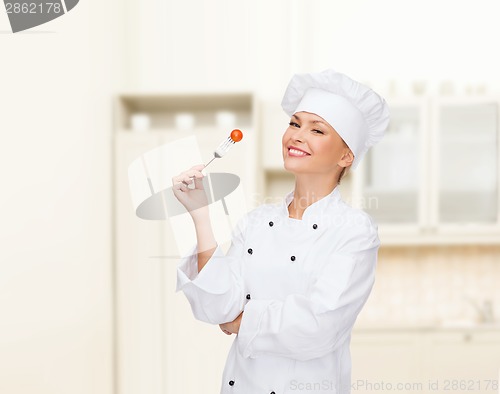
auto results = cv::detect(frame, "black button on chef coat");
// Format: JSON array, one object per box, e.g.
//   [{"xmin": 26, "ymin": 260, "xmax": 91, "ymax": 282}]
[
  {"xmin": 247, "ymin": 248, "xmax": 253, "ymax": 255},
  {"xmin": 228, "ymin": 380, "xmax": 234, "ymax": 386},
  {"xmin": 290, "ymin": 255, "xmax": 296, "ymax": 261},
  {"xmin": 246, "ymin": 294, "xmax": 251, "ymax": 300}
]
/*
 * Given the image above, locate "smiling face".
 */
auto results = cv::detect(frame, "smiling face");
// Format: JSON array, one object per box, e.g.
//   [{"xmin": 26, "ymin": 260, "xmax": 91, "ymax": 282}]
[{"xmin": 282, "ymin": 111, "xmax": 354, "ymax": 176}]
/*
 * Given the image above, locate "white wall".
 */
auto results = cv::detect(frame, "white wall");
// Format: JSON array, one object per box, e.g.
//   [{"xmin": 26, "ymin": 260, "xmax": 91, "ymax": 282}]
[{"xmin": 0, "ymin": 1, "xmax": 121, "ymax": 393}]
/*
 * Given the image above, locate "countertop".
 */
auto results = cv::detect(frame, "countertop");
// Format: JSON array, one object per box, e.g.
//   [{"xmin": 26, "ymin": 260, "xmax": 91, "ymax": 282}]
[{"xmin": 353, "ymin": 321, "xmax": 500, "ymax": 332}]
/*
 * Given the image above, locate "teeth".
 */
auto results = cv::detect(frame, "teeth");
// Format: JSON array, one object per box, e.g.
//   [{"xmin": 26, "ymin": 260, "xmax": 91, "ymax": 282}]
[{"xmin": 289, "ymin": 148, "xmax": 308, "ymax": 156}]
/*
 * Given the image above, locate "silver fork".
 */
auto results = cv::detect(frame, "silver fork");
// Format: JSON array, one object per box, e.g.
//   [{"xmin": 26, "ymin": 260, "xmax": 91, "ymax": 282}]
[{"xmin": 203, "ymin": 135, "xmax": 237, "ymax": 168}]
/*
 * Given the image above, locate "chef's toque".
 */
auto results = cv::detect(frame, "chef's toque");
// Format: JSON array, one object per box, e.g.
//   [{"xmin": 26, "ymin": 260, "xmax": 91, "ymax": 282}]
[{"xmin": 281, "ymin": 68, "xmax": 390, "ymax": 169}]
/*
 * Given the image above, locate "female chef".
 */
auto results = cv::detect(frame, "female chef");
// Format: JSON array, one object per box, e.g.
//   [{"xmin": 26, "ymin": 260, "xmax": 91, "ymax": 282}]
[{"xmin": 172, "ymin": 69, "xmax": 390, "ymax": 394}]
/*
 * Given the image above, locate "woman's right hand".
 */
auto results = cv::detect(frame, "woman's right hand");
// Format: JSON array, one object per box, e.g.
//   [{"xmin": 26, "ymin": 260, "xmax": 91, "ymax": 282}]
[{"xmin": 172, "ymin": 164, "xmax": 209, "ymax": 218}]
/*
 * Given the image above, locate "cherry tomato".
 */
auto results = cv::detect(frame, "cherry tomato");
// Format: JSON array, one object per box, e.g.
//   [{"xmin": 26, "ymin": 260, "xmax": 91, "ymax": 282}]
[{"xmin": 230, "ymin": 129, "xmax": 243, "ymax": 142}]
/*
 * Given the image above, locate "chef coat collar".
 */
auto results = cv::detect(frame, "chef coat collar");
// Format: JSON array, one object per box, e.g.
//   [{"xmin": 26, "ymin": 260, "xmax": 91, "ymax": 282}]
[{"xmin": 282, "ymin": 186, "xmax": 341, "ymax": 220}]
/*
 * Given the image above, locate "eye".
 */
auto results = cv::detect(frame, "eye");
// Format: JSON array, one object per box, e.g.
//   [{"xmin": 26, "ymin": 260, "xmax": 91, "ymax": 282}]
[
  {"xmin": 312, "ymin": 129, "xmax": 324, "ymax": 135},
  {"xmin": 289, "ymin": 121, "xmax": 300, "ymax": 128}
]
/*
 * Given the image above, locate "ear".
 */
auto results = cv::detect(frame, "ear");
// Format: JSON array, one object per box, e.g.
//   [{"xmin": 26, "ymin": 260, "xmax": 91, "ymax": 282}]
[{"xmin": 338, "ymin": 149, "xmax": 354, "ymax": 167}]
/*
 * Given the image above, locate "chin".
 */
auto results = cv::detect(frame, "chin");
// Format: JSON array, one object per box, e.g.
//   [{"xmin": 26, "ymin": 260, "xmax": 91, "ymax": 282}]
[{"xmin": 283, "ymin": 161, "xmax": 307, "ymax": 174}]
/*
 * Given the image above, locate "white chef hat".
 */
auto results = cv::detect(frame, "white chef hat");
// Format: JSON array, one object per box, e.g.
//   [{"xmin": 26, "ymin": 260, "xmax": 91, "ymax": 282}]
[{"xmin": 281, "ymin": 68, "xmax": 390, "ymax": 169}]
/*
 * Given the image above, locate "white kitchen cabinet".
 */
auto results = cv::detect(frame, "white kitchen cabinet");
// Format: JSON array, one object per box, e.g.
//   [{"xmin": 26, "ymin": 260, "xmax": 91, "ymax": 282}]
[
  {"xmin": 114, "ymin": 132, "xmax": 166, "ymax": 394},
  {"xmin": 361, "ymin": 99, "xmax": 428, "ymax": 228},
  {"xmin": 113, "ymin": 93, "xmax": 259, "ymax": 394},
  {"xmin": 351, "ymin": 327, "xmax": 500, "ymax": 394},
  {"xmin": 260, "ymin": 99, "xmax": 290, "ymax": 170},
  {"xmin": 422, "ymin": 330, "xmax": 500, "ymax": 393},
  {"xmin": 364, "ymin": 96, "xmax": 500, "ymax": 244},
  {"xmin": 431, "ymin": 98, "xmax": 499, "ymax": 229},
  {"xmin": 350, "ymin": 331, "xmax": 422, "ymax": 394}
]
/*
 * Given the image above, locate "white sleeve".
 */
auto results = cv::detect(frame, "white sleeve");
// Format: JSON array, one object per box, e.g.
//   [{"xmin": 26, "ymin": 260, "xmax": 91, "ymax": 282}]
[
  {"xmin": 175, "ymin": 214, "xmax": 248, "ymax": 325},
  {"xmin": 236, "ymin": 220, "xmax": 380, "ymax": 362}
]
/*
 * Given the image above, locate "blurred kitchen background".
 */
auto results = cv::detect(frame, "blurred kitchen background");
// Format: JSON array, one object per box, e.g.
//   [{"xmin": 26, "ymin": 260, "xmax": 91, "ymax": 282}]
[{"xmin": 1, "ymin": 0, "xmax": 500, "ymax": 393}]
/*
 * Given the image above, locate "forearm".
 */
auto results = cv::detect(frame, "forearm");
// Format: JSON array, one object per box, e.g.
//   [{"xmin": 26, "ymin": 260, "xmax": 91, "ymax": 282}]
[
  {"xmin": 192, "ymin": 214, "xmax": 217, "ymax": 273},
  {"xmin": 176, "ymin": 211, "xmax": 249, "ymax": 324}
]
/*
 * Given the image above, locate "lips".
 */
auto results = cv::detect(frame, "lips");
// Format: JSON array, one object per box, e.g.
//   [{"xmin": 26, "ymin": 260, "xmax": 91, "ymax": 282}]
[{"xmin": 288, "ymin": 146, "xmax": 310, "ymax": 157}]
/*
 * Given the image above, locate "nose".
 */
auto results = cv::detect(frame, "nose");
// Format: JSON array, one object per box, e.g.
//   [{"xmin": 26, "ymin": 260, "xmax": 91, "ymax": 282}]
[{"xmin": 290, "ymin": 126, "xmax": 306, "ymax": 143}]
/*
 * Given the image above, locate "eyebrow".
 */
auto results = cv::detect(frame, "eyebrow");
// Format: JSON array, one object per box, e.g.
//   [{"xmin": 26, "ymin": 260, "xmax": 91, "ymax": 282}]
[{"xmin": 292, "ymin": 113, "xmax": 329, "ymax": 126}]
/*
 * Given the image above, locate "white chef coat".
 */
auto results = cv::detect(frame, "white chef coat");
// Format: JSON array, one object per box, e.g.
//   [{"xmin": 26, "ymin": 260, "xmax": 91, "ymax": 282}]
[{"xmin": 176, "ymin": 186, "xmax": 380, "ymax": 394}]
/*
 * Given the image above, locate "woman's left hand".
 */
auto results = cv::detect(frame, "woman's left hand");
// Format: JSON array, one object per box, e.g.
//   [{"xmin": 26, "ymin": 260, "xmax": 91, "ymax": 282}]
[{"xmin": 219, "ymin": 312, "xmax": 243, "ymax": 335}]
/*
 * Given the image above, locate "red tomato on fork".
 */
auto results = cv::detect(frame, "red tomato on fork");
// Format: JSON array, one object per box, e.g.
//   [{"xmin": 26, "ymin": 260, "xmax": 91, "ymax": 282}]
[{"xmin": 230, "ymin": 129, "xmax": 243, "ymax": 142}]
